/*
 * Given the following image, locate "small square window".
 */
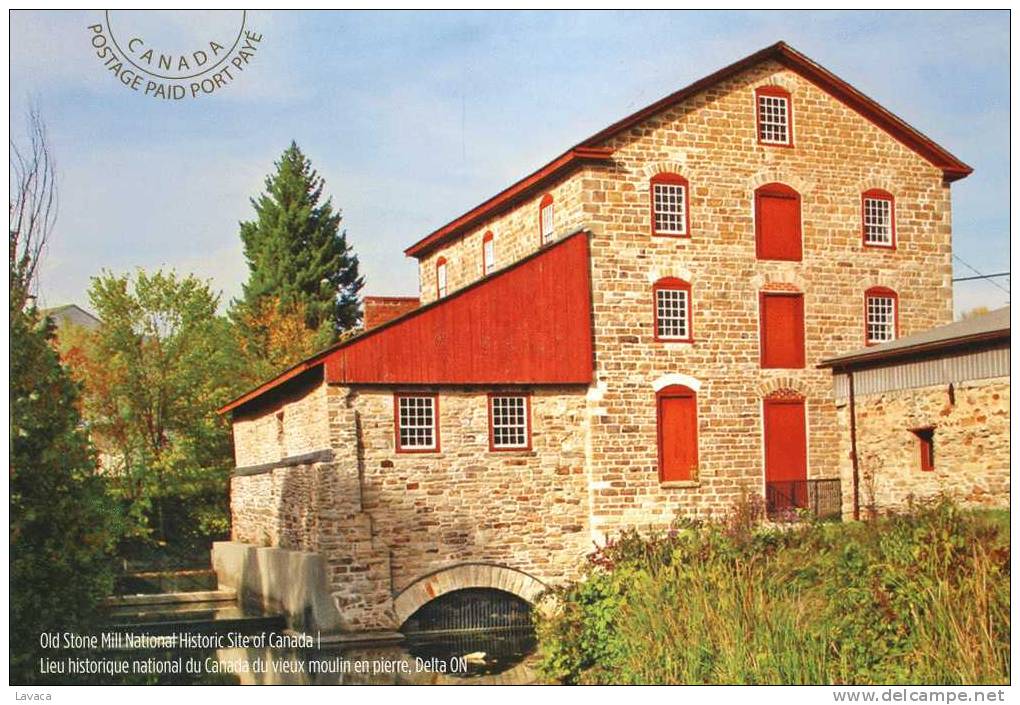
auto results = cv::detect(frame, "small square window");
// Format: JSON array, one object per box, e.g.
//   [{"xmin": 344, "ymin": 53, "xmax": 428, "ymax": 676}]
[
  {"xmin": 489, "ymin": 395, "xmax": 530, "ymax": 450},
  {"xmin": 396, "ymin": 395, "xmax": 438, "ymax": 451}
]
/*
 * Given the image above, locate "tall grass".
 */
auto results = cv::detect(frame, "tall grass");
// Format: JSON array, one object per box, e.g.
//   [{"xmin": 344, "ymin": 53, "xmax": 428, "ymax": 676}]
[{"xmin": 535, "ymin": 497, "xmax": 1009, "ymax": 685}]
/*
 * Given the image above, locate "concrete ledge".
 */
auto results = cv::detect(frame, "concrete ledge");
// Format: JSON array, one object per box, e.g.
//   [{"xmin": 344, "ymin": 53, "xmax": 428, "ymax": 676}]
[
  {"xmin": 212, "ymin": 541, "xmax": 343, "ymax": 634},
  {"xmin": 103, "ymin": 589, "xmax": 236, "ymax": 607}
]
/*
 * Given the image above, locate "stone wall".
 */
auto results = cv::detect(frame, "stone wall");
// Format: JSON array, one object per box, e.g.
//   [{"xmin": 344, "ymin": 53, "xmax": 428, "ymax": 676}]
[
  {"xmin": 412, "ymin": 59, "xmax": 956, "ymax": 534},
  {"xmin": 582, "ymin": 59, "xmax": 953, "ymax": 532},
  {"xmin": 836, "ymin": 377, "xmax": 1009, "ymax": 515},
  {"xmin": 228, "ymin": 382, "xmax": 591, "ymax": 632}
]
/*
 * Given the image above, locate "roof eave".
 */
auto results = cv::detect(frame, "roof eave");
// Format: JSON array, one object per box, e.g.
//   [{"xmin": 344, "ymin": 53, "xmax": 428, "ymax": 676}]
[{"xmin": 818, "ymin": 329, "xmax": 1010, "ymax": 371}]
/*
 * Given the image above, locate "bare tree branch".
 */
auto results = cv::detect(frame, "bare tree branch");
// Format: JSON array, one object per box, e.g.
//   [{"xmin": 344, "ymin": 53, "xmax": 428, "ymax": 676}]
[{"xmin": 10, "ymin": 107, "xmax": 58, "ymax": 311}]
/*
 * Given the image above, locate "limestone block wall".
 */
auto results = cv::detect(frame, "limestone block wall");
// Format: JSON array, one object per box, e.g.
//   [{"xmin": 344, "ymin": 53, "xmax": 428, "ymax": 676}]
[
  {"xmin": 577, "ymin": 59, "xmax": 954, "ymax": 532},
  {"xmin": 228, "ymin": 382, "xmax": 593, "ymax": 632},
  {"xmin": 230, "ymin": 369, "xmax": 331, "ymax": 468},
  {"xmin": 836, "ymin": 377, "xmax": 1009, "ymax": 515},
  {"xmin": 348, "ymin": 386, "xmax": 592, "ymax": 594},
  {"xmin": 416, "ymin": 173, "xmax": 588, "ymax": 304}
]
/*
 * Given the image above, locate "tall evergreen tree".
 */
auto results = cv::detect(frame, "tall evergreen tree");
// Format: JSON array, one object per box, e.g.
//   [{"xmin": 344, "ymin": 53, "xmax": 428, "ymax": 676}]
[{"xmin": 234, "ymin": 142, "xmax": 364, "ymax": 342}]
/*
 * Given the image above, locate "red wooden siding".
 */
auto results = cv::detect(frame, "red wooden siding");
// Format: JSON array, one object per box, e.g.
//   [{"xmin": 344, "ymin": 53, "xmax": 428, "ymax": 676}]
[
  {"xmin": 763, "ymin": 397, "xmax": 808, "ymax": 509},
  {"xmin": 760, "ymin": 293, "xmax": 805, "ymax": 368},
  {"xmin": 325, "ymin": 232, "xmax": 594, "ymax": 385},
  {"xmin": 657, "ymin": 385, "xmax": 698, "ymax": 482},
  {"xmin": 755, "ymin": 183, "xmax": 802, "ymax": 261}
]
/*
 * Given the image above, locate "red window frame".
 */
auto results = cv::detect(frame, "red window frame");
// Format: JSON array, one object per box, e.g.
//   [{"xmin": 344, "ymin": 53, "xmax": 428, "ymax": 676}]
[
  {"xmin": 394, "ymin": 393, "xmax": 440, "ymax": 454},
  {"xmin": 487, "ymin": 392, "xmax": 532, "ymax": 452},
  {"xmin": 436, "ymin": 257, "xmax": 448, "ymax": 298},
  {"xmin": 862, "ymin": 189, "xmax": 896, "ymax": 249},
  {"xmin": 759, "ymin": 291, "xmax": 806, "ymax": 369},
  {"xmin": 539, "ymin": 193, "xmax": 554, "ymax": 245},
  {"xmin": 755, "ymin": 85, "xmax": 794, "ymax": 147},
  {"xmin": 650, "ymin": 173, "xmax": 691, "ymax": 237},
  {"xmin": 652, "ymin": 277, "xmax": 693, "ymax": 342},
  {"xmin": 656, "ymin": 384, "xmax": 699, "ymax": 483},
  {"xmin": 911, "ymin": 427, "xmax": 935, "ymax": 472},
  {"xmin": 754, "ymin": 182, "xmax": 802, "ymax": 261},
  {"xmin": 482, "ymin": 231, "xmax": 495, "ymax": 275},
  {"xmin": 864, "ymin": 286, "xmax": 899, "ymax": 346}
]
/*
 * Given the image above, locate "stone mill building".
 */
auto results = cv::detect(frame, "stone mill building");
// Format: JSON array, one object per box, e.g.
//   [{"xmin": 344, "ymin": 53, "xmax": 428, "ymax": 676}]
[{"xmin": 213, "ymin": 41, "xmax": 991, "ymax": 638}]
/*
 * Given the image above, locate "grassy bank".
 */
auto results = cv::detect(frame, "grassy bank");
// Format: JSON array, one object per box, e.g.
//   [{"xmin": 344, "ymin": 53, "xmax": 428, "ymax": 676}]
[{"xmin": 535, "ymin": 498, "xmax": 1009, "ymax": 685}]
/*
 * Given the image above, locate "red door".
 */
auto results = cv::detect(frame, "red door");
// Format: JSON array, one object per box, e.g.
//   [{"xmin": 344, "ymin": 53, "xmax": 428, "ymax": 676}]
[
  {"xmin": 763, "ymin": 398, "xmax": 808, "ymax": 511},
  {"xmin": 658, "ymin": 387, "xmax": 698, "ymax": 482},
  {"xmin": 755, "ymin": 183, "xmax": 802, "ymax": 261},
  {"xmin": 760, "ymin": 293, "xmax": 805, "ymax": 369}
]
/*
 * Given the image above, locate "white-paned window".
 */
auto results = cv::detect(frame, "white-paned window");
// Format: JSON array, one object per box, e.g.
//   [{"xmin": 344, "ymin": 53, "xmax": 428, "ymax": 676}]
[
  {"xmin": 866, "ymin": 292, "xmax": 897, "ymax": 344},
  {"xmin": 757, "ymin": 92, "xmax": 790, "ymax": 145},
  {"xmin": 652, "ymin": 179, "xmax": 687, "ymax": 235},
  {"xmin": 655, "ymin": 284, "xmax": 691, "ymax": 340},
  {"xmin": 397, "ymin": 395, "xmax": 437, "ymax": 451},
  {"xmin": 490, "ymin": 395, "xmax": 530, "ymax": 449}
]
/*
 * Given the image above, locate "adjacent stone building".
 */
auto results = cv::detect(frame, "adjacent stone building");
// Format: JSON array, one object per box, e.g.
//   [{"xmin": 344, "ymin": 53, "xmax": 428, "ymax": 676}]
[
  {"xmin": 215, "ymin": 42, "xmax": 984, "ymax": 637},
  {"xmin": 820, "ymin": 306, "xmax": 1009, "ymax": 518}
]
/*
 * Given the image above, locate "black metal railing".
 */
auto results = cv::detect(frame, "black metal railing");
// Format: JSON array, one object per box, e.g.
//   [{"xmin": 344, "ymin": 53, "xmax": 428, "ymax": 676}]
[
  {"xmin": 765, "ymin": 478, "xmax": 842, "ymax": 521},
  {"xmin": 402, "ymin": 588, "xmax": 533, "ymax": 635}
]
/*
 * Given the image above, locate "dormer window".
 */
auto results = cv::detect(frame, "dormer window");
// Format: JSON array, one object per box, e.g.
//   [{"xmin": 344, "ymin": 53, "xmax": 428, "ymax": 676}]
[
  {"xmin": 539, "ymin": 193, "xmax": 555, "ymax": 244},
  {"xmin": 482, "ymin": 231, "xmax": 495, "ymax": 275},
  {"xmin": 862, "ymin": 189, "xmax": 896, "ymax": 248},
  {"xmin": 436, "ymin": 257, "xmax": 448, "ymax": 298},
  {"xmin": 756, "ymin": 86, "xmax": 792, "ymax": 146}
]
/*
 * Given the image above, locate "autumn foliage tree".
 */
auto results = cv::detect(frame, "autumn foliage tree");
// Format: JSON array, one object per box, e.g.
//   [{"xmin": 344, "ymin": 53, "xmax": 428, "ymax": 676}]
[{"xmin": 232, "ymin": 295, "xmax": 332, "ymax": 388}]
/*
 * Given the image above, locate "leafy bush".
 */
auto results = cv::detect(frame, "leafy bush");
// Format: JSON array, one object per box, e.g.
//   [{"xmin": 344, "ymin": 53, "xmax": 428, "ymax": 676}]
[{"xmin": 535, "ymin": 497, "xmax": 1009, "ymax": 685}]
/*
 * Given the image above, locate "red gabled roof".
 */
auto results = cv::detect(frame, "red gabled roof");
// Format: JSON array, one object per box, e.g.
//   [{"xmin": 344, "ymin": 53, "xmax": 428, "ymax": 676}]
[
  {"xmin": 218, "ymin": 231, "xmax": 594, "ymax": 414},
  {"xmin": 404, "ymin": 41, "xmax": 972, "ymax": 260}
]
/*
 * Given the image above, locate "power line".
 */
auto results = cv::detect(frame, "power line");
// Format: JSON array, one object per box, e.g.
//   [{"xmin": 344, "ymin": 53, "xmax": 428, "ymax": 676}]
[
  {"xmin": 952, "ymin": 255, "xmax": 1010, "ymax": 296},
  {"xmin": 952, "ymin": 272, "xmax": 1010, "ymax": 283}
]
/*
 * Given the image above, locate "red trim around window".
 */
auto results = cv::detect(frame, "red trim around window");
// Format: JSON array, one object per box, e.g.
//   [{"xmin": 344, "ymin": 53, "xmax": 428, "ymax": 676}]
[
  {"xmin": 538, "ymin": 193, "xmax": 554, "ymax": 245},
  {"xmin": 656, "ymin": 384, "xmax": 699, "ymax": 483},
  {"xmin": 864, "ymin": 286, "xmax": 899, "ymax": 346},
  {"xmin": 487, "ymin": 392, "xmax": 533, "ymax": 452},
  {"xmin": 435, "ymin": 257, "xmax": 448, "ymax": 298},
  {"xmin": 861, "ymin": 189, "xmax": 896, "ymax": 250},
  {"xmin": 652, "ymin": 277, "xmax": 694, "ymax": 343},
  {"xmin": 759, "ymin": 291, "xmax": 805, "ymax": 369},
  {"xmin": 649, "ymin": 173, "xmax": 691, "ymax": 238},
  {"xmin": 394, "ymin": 392, "xmax": 441, "ymax": 454},
  {"xmin": 482, "ymin": 231, "xmax": 495, "ymax": 274},
  {"xmin": 754, "ymin": 85, "xmax": 794, "ymax": 147},
  {"xmin": 755, "ymin": 183, "xmax": 802, "ymax": 261}
]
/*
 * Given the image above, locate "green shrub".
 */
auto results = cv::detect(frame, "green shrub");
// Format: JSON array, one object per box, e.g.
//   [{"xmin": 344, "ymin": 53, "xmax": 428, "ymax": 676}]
[{"xmin": 535, "ymin": 497, "xmax": 1009, "ymax": 685}]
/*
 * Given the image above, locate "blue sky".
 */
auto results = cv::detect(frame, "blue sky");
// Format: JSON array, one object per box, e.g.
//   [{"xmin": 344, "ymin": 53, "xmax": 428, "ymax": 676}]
[{"xmin": 10, "ymin": 10, "xmax": 1010, "ymax": 316}]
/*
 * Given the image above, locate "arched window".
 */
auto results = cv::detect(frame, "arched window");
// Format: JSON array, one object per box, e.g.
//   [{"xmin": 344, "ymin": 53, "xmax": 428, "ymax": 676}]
[
  {"xmin": 652, "ymin": 277, "xmax": 693, "ymax": 342},
  {"xmin": 755, "ymin": 182, "xmax": 802, "ymax": 261},
  {"xmin": 436, "ymin": 257, "xmax": 448, "ymax": 298},
  {"xmin": 865, "ymin": 287, "xmax": 898, "ymax": 345},
  {"xmin": 482, "ymin": 231, "xmax": 495, "ymax": 275},
  {"xmin": 862, "ymin": 189, "xmax": 896, "ymax": 248},
  {"xmin": 656, "ymin": 384, "xmax": 699, "ymax": 483},
  {"xmin": 539, "ymin": 193, "xmax": 555, "ymax": 244},
  {"xmin": 755, "ymin": 86, "xmax": 793, "ymax": 146},
  {"xmin": 650, "ymin": 173, "xmax": 690, "ymax": 237}
]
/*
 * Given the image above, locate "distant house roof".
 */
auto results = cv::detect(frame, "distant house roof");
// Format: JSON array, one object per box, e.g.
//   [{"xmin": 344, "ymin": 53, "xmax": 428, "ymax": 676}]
[
  {"xmin": 404, "ymin": 40, "xmax": 972, "ymax": 260},
  {"xmin": 41, "ymin": 304, "xmax": 102, "ymax": 331},
  {"xmin": 819, "ymin": 307, "xmax": 1010, "ymax": 370}
]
